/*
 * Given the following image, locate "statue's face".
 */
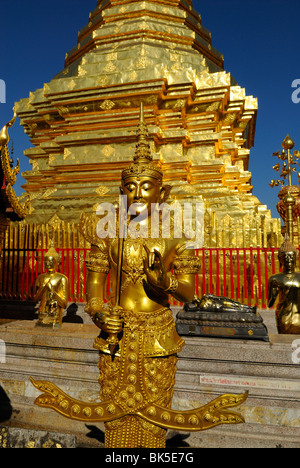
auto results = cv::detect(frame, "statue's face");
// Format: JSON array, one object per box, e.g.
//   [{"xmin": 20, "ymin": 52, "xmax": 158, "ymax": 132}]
[
  {"xmin": 280, "ymin": 251, "xmax": 296, "ymax": 272},
  {"xmin": 122, "ymin": 176, "xmax": 164, "ymax": 218},
  {"xmin": 44, "ymin": 256, "xmax": 57, "ymax": 272}
]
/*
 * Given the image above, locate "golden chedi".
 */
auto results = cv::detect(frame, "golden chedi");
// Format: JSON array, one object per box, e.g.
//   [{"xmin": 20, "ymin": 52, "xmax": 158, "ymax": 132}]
[{"xmin": 15, "ymin": 0, "xmax": 274, "ymax": 236}]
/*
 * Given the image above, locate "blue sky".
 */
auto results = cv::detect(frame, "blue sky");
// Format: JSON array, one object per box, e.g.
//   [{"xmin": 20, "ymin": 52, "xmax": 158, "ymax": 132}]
[{"xmin": 1, "ymin": 0, "xmax": 300, "ymax": 218}]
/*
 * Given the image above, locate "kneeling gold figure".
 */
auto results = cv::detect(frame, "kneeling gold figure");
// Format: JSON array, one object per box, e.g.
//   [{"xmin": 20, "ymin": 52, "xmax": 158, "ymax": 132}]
[
  {"xmin": 31, "ymin": 104, "xmax": 248, "ymax": 448},
  {"xmin": 268, "ymin": 237, "xmax": 300, "ymax": 334}
]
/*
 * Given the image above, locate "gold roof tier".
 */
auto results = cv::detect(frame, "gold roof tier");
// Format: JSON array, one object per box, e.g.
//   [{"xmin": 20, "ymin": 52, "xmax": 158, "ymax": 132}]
[{"xmin": 15, "ymin": 0, "xmax": 273, "ymax": 228}]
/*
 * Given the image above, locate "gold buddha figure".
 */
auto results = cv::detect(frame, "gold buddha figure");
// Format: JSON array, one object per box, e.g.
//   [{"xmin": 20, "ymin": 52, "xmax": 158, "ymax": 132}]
[
  {"xmin": 33, "ymin": 247, "xmax": 69, "ymax": 328},
  {"xmin": 84, "ymin": 104, "xmax": 200, "ymax": 448},
  {"xmin": 30, "ymin": 105, "xmax": 248, "ymax": 448},
  {"xmin": 268, "ymin": 237, "xmax": 300, "ymax": 334}
]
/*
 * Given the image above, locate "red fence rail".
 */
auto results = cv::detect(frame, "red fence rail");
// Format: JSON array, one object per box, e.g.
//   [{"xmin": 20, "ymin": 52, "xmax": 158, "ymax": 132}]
[
  {"xmin": 194, "ymin": 248, "xmax": 281, "ymax": 309},
  {"xmin": 0, "ymin": 247, "xmax": 290, "ymax": 308}
]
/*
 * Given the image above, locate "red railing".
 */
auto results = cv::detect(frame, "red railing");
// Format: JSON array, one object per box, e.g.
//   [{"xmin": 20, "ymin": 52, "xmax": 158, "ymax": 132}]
[
  {"xmin": 194, "ymin": 248, "xmax": 281, "ymax": 309},
  {"xmin": 0, "ymin": 247, "xmax": 289, "ymax": 308}
]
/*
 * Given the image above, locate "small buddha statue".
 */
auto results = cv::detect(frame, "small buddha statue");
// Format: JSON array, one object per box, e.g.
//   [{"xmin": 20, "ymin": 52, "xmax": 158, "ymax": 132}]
[
  {"xmin": 268, "ymin": 237, "xmax": 300, "ymax": 334},
  {"xmin": 33, "ymin": 247, "xmax": 69, "ymax": 328}
]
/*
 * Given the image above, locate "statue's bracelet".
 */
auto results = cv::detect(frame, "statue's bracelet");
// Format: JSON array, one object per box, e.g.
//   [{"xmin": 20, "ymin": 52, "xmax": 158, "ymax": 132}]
[
  {"xmin": 164, "ymin": 273, "xmax": 179, "ymax": 295},
  {"xmin": 85, "ymin": 298, "xmax": 105, "ymax": 319}
]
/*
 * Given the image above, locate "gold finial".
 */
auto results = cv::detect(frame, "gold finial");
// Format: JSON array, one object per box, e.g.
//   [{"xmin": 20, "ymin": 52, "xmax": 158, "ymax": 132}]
[
  {"xmin": 270, "ymin": 135, "xmax": 300, "ymax": 187},
  {"xmin": 121, "ymin": 102, "xmax": 163, "ymax": 182},
  {"xmin": 282, "ymin": 135, "xmax": 295, "ymax": 151},
  {"xmin": 134, "ymin": 102, "xmax": 152, "ymax": 163},
  {"xmin": 0, "ymin": 111, "xmax": 17, "ymax": 147}
]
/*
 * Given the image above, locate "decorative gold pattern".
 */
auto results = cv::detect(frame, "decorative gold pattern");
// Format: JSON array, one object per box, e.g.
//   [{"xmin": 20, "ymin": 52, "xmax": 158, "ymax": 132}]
[
  {"xmin": 164, "ymin": 273, "xmax": 178, "ymax": 294},
  {"xmin": 85, "ymin": 251, "xmax": 111, "ymax": 274},
  {"xmin": 174, "ymin": 255, "xmax": 201, "ymax": 275},
  {"xmin": 85, "ymin": 297, "xmax": 105, "ymax": 320},
  {"xmin": 0, "ymin": 145, "xmax": 20, "ymax": 186},
  {"xmin": 30, "ymin": 376, "xmax": 247, "ymax": 433}
]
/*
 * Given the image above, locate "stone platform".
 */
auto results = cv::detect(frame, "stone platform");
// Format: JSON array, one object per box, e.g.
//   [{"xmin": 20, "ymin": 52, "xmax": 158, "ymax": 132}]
[
  {"xmin": 0, "ymin": 310, "xmax": 299, "ymax": 448},
  {"xmin": 0, "ymin": 426, "xmax": 76, "ymax": 448}
]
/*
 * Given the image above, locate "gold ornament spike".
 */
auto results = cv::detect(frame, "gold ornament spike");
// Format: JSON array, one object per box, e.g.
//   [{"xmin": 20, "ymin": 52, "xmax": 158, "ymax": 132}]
[
  {"xmin": 121, "ymin": 102, "xmax": 163, "ymax": 183},
  {"xmin": 6, "ymin": 184, "xmax": 29, "ymax": 219},
  {"xmin": 0, "ymin": 112, "xmax": 20, "ymax": 186},
  {"xmin": 282, "ymin": 134, "xmax": 295, "ymax": 151},
  {"xmin": 0, "ymin": 110, "xmax": 29, "ymax": 219},
  {"xmin": 0, "ymin": 111, "xmax": 17, "ymax": 147},
  {"xmin": 133, "ymin": 102, "xmax": 152, "ymax": 163},
  {"xmin": 137, "ymin": 392, "xmax": 248, "ymax": 432}
]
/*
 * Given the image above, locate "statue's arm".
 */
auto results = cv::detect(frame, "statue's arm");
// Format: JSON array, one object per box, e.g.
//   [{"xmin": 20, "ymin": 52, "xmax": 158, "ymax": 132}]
[
  {"xmin": 172, "ymin": 248, "xmax": 200, "ymax": 303},
  {"xmin": 143, "ymin": 246, "xmax": 199, "ymax": 303},
  {"xmin": 171, "ymin": 272, "xmax": 195, "ymax": 303},
  {"xmin": 33, "ymin": 277, "xmax": 48, "ymax": 302},
  {"xmin": 85, "ymin": 244, "xmax": 110, "ymax": 328},
  {"xmin": 51, "ymin": 277, "xmax": 69, "ymax": 309}
]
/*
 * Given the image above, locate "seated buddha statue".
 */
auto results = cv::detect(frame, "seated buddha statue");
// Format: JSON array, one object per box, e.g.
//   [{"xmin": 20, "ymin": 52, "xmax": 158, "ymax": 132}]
[
  {"xmin": 268, "ymin": 236, "xmax": 300, "ymax": 334},
  {"xmin": 33, "ymin": 247, "xmax": 69, "ymax": 328}
]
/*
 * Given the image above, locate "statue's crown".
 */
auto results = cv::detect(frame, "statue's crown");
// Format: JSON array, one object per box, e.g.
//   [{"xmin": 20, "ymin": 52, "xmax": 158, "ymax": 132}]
[
  {"xmin": 121, "ymin": 103, "xmax": 163, "ymax": 183},
  {"xmin": 278, "ymin": 235, "xmax": 297, "ymax": 257}
]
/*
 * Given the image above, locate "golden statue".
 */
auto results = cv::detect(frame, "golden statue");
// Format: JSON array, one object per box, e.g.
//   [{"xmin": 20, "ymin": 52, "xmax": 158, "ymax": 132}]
[
  {"xmin": 30, "ymin": 104, "xmax": 248, "ymax": 448},
  {"xmin": 195, "ymin": 294, "xmax": 257, "ymax": 314},
  {"xmin": 268, "ymin": 237, "xmax": 300, "ymax": 334},
  {"xmin": 83, "ymin": 103, "xmax": 203, "ymax": 448},
  {"xmin": 33, "ymin": 247, "xmax": 69, "ymax": 328}
]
